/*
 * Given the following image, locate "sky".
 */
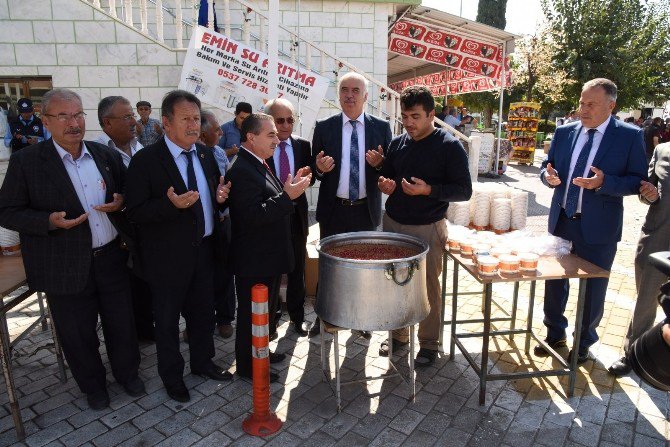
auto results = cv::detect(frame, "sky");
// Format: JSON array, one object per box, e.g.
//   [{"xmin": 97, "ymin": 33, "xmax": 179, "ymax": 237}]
[{"xmin": 419, "ymin": 0, "xmax": 545, "ymax": 36}]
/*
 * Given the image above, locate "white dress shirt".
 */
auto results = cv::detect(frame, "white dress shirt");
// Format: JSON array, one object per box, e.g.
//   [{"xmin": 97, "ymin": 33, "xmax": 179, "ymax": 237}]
[
  {"xmin": 272, "ymin": 138, "xmax": 296, "ymax": 179},
  {"xmin": 164, "ymin": 136, "xmax": 214, "ymax": 237},
  {"xmin": 53, "ymin": 141, "xmax": 118, "ymax": 248},
  {"xmin": 337, "ymin": 113, "xmax": 366, "ymax": 199},
  {"xmin": 562, "ymin": 117, "xmax": 611, "ymax": 213},
  {"xmin": 94, "ymin": 132, "xmax": 143, "ymax": 168}
]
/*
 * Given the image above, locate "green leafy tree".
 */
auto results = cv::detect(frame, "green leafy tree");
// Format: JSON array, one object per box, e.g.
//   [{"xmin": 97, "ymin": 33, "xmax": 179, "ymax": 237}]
[
  {"xmin": 511, "ymin": 27, "xmax": 575, "ymax": 122},
  {"xmin": 542, "ymin": 0, "xmax": 670, "ymax": 110},
  {"xmin": 469, "ymin": 0, "xmax": 509, "ymax": 127},
  {"xmin": 476, "ymin": 0, "xmax": 508, "ymax": 30}
]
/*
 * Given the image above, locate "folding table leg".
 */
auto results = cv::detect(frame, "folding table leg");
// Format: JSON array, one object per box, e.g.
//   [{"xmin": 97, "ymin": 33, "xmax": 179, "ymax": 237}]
[
  {"xmin": 510, "ymin": 282, "xmax": 519, "ymax": 341},
  {"xmin": 479, "ymin": 282, "xmax": 493, "ymax": 405},
  {"xmin": 0, "ymin": 313, "xmax": 24, "ymax": 440},
  {"xmin": 525, "ymin": 281, "xmax": 536, "ymax": 354},
  {"xmin": 439, "ymin": 252, "xmax": 448, "ymax": 348},
  {"xmin": 450, "ymin": 261, "xmax": 459, "ymax": 360},
  {"xmin": 568, "ymin": 278, "xmax": 587, "ymax": 395}
]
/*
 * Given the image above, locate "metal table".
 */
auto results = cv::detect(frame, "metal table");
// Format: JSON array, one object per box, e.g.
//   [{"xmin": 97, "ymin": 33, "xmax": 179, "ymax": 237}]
[
  {"xmin": 0, "ymin": 255, "xmax": 66, "ymax": 440},
  {"xmin": 439, "ymin": 251, "xmax": 609, "ymax": 404}
]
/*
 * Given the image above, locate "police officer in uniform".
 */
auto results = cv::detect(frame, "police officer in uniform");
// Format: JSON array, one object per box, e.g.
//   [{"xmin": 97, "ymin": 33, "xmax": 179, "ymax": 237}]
[{"xmin": 4, "ymin": 98, "xmax": 49, "ymax": 153}]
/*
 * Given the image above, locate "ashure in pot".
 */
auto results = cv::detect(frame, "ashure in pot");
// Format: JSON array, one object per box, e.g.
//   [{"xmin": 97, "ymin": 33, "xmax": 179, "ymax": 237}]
[{"xmin": 316, "ymin": 231, "xmax": 430, "ymax": 331}]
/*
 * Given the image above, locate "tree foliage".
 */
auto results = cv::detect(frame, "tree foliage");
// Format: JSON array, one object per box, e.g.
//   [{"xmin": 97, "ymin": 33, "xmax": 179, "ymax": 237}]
[
  {"xmin": 511, "ymin": 27, "xmax": 575, "ymax": 117},
  {"xmin": 476, "ymin": 0, "xmax": 508, "ymax": 30},
  {"xmin": 542, "ymin": 0, "xmax": 670, "ymax": 110},
  {"xmin": 469, "ymin": 0, "xmax": 509, "ymax": 126}
]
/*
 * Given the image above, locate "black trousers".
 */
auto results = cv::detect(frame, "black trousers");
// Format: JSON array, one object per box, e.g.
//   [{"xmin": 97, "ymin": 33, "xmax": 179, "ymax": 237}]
[
  {"xmin": 286, "ymin": 214, "xmax": 307, "ymax": 323},
  {"xmin": 319, "ymin": 200, "xmax": 374, "ymax": 238},
  {"xmin": 149, "ymin": 237, "xmax": 216, "ymax": 386},
  {"xmin": 235, "ymin": 275, "xmax": 281, "ymax": 377},
  {"xmin": 47, "ymin": 243, "xmax": 140, "ymax": 395},
  {"xmin": 129, "ymin": 269, "xmax": 154, "ymax": 339},
  {"xmin": 214, "ymin": 217, "xmax": 236, "ymax": 326}
]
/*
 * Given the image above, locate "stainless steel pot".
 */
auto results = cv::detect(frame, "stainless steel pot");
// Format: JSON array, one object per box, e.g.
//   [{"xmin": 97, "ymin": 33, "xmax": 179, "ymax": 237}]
[{"xmin": 316, "ymin": 231, "xmax": 430, "ymax": 331}]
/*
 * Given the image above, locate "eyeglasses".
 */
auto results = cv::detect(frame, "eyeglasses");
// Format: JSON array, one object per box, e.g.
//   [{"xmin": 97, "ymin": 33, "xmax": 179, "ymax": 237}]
[
  {"xmin": 108, "ymin": 114, "xmax": 137, "ymax": 122},
  {"xmin": 275, "ymin": 117, "xmax": 295, "ymax": 125},
  {"xmin": 44, "ymin": 112, "xmax": 87, "ymax": 122}
]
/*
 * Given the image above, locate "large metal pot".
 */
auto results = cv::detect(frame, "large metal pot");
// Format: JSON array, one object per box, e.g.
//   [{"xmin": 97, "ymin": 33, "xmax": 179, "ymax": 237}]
[{"xmin": 316, "ymin": 231, "xmax": 430, "ymax": 331}]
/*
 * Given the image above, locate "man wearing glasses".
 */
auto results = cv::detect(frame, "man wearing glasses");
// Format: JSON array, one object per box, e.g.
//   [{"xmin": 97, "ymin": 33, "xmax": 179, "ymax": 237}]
[
  {"xmin": 264, "ymin": 98, "xmax": 314, "ymax": 337},
  {"xmin": 95, "ymin": 96, "xmax": 155, "ymax": 344},
  {"xmin": 0, "ymin": 88, "xmax": 143, "ymax": 410},
  {"xmin": 96, "ymin": 96, "xmax": 144, "ymax": 167}
]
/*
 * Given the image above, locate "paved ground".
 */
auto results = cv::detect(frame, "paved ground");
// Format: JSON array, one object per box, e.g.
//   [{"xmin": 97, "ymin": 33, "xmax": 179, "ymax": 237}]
[{"xmin": 0, "ymin": 152, "xmax": 669, "ymax": 447}]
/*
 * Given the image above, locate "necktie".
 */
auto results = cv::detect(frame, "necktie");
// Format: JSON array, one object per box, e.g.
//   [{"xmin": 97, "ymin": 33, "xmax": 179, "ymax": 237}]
[
  {"xmin": 278, "ymin": 141, "xmax": 290, "ymax": 183},
  {"xmin": 564, "ymin": 129, "xmax": 597, "ymax": 218},
  {"xmin": 183, "ymin": 150, "xmax": 205, "ymax": 239},
  {"xmin": 348, "ymin": 119, "xmax": 359, "ymax": 201}
]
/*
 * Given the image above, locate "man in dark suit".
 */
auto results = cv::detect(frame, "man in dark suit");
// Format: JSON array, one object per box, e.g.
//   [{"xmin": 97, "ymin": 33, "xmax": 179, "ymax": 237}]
[
  {"xmin": 125, "ymin": 90, "xmax": 233, "ymax": 402},
  {"xmin": 310, "ymin": 72, "xmax": 392, "ymax": 336},
  {"xmin": 0, "ymin": 88, "xmax": 143, "ymax": 410},
  {"xmin": 225, "ymin": 113, "xmax": 311, "ymax": 383},
  {"xmin": 538, "ymin": 78, "xmax": 648, "ymax": 364},
  {"xmin": 264, "ymin": 98, "xmax": 314, "ymax": 337}
]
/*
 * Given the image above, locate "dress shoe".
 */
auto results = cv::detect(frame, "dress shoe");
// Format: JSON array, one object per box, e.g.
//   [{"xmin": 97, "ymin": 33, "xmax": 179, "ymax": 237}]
[
  {"xmin": 567, "ymin": 347, "xmax": 590, "ymax": 365},
  {"xmin": 291, "ymin": 320, "xmax": 310, "ymax": 337},
  {"xmin": 166, "ymin": 381, "xmax": 190, "ymax": 403},
  {"xmin": 217, "ymin": 324, "xmax": 234, "ymax": 338},
  {"xmin": 378, "ymin": 338, "xmax": 409, "ymax": 357},
  {"xmin": 121, "ymin": 376, "xmax": 146, "ymax": 397},
  {"xmin": 354, "ymin": 330, "xmax": 372, "ymax": 340},
  {"xmin": 308, "ymin": 317, "xmax": 321, "ymax": 337},
  {"xmin": 533, "ymin": 337, "xmax": 567, "ymax": 357},
  {"xmin": 238, "ymin": 371, "xmax": 280, "ymax": 383},
  {"xmin": 608, "ymin": 356, "xmax": 632, "ymax": 376},
  {"xmin": 86, "ymin": 389, "xmax": 110, "ymax": 410},
  {"xmin": 193, "ymin": 364, "xmax": 233, "ymax": 381},
  {"xmin": 269, "ymin": 351, "xmax": 286, "ymax": 364}
]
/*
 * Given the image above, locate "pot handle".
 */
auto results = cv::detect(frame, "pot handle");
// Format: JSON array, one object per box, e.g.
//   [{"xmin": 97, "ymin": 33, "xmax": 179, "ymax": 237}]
[{"xmin": 385, "ymin": 260, "xmax": 419, "ymax": 286}]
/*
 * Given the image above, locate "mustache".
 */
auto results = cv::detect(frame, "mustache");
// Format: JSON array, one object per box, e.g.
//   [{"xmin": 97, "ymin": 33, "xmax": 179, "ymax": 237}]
[{"xmin": 65, "ymin": 127, "xmax": 82, "ymax": 134}]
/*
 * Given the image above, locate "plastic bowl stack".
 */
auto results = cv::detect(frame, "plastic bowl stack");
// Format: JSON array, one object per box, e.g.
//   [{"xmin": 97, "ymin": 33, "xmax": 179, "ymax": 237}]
[
  {"xmin": 472, "ymin": 188, "xmax": 492, "ymax": 230},
  {"xmin": 510, "ymin": 190, "xmax": 529, "ymax": 230},
  {"xmin": 490, "ymin": 198, "xmax": 512, "ymax": 233},
  {"xmin": 450, "ymin": 201, "xmax": 471, "ymax": 227}
]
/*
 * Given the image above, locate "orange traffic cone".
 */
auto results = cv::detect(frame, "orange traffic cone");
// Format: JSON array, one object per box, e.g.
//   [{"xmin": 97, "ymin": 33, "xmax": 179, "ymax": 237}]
[{"xmin": 242, "ymin": 284, "xmax": 282, "ymax": 436}]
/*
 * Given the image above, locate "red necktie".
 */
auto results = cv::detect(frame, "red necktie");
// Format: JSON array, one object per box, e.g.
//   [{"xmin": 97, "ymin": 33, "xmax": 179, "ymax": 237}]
[{"xmin": 278, "ymin": 141, "xmax": 290, "ymax": 183}]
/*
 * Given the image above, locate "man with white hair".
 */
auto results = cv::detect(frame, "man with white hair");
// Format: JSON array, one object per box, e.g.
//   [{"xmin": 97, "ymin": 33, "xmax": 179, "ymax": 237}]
[
  {"xmin": 309, "ymin": 72, "xmax": 392, "ymax": 336},
  {"xmin": 264, "ymin": 98, "xmax": 314, "ymax": 337}
]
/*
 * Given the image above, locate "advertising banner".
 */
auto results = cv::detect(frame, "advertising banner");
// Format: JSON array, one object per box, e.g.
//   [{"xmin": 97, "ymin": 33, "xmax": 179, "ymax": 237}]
[
  {"xmin": 388, "ymin": 69, "xmax": 511, "ymax": 95},
  {"xmin": 389, "ymin": 18, "xmax": 511, "ymax": 80},
  {"xmin": 179, "ymin": 26, "xmax": 329, "ymax": 135}
]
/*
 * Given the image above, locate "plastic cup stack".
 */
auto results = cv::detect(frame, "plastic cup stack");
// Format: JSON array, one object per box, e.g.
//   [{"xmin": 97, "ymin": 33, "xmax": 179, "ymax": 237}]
[
  {"xmin": 490, "ymin": 198, "xmax": 512, "ymax": 233},
  {"xmin": 473, "ymin": 188, "xmax": 492, "ymax": 228},
  {"xmin": 510, "ymin": 190, "xmax": 529, "ymax": 230},
  {"xmin": 450, "ymin": 201, "xmax": 471, "ymax": 227}
]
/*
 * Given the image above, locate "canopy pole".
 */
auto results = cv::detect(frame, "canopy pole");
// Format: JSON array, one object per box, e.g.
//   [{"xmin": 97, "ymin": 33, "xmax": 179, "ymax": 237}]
[{"xmin": 493, "ymin": 40, "xmax": 506, "ymax": 177}]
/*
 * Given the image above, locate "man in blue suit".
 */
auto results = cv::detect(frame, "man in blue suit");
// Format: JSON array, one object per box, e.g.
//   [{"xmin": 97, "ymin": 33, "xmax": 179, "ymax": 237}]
[
  {"xmin": 537, "ymin": 78, "xmax": 648, "ymax": 364},
  {"xmin": 309, "ymin": 72, "xmax": 392, "ymax": 336}
]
